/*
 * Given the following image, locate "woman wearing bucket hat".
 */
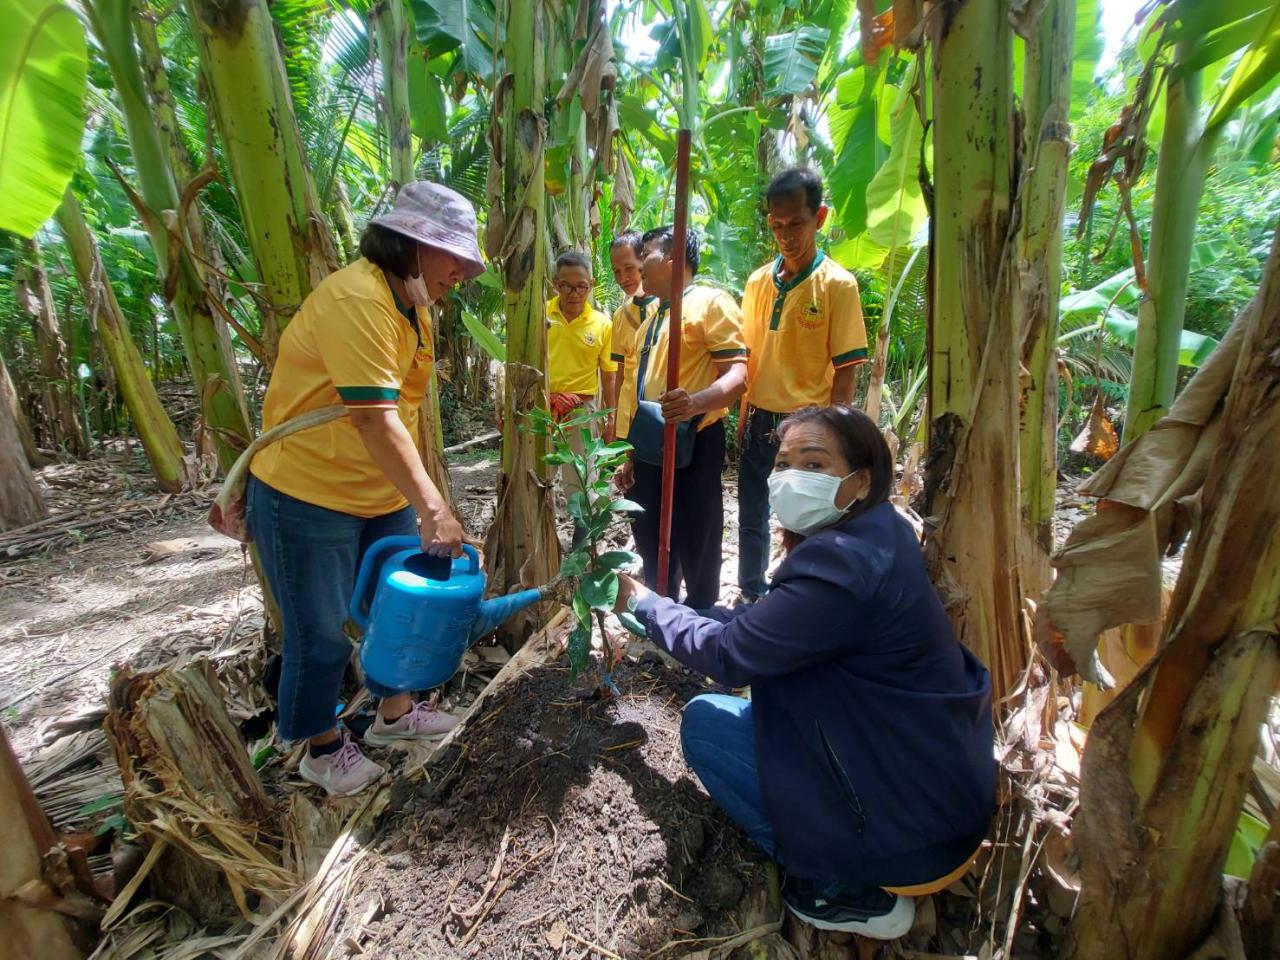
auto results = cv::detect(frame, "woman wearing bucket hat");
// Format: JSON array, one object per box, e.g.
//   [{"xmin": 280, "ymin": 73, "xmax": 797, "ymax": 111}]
[{"xmin": 245, "ymin": 182, "xmax": 488, "ymax": 797}]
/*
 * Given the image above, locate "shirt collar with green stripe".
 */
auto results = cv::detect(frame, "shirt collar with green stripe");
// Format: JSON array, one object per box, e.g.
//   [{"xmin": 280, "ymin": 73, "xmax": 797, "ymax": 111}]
[
  {"xmin": 768, "ymin": 251, "xmax": 826, "ymax": 330},
  {"xmin": 389, "ymin": 282, "xmax": 423, "ymax": 348},
  {"xmin": 655, "ymin": 284, "xmax": 696, "ymax": 320}
]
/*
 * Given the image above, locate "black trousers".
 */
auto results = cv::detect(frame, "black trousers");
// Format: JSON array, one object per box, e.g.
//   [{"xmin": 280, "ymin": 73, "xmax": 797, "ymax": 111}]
[{"xmin": 631, "ymin": 419, "xmax": 725, "ymax": 608}]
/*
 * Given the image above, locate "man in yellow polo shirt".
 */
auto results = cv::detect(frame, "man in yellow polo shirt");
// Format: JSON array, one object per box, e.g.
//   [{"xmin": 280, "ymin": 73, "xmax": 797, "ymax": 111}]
[
  {"xmin": 607, "ymin": 231, "xmax": 659, "ymax": 444},
  {"xmin": 547, "ymin": 250, "xmax": 618, "ymax": 548},
  {"xmin": 615, "ymin": 226, "xmax": 748, "ymax": 608},
  {"xmin": 738, "ymin": 168, "xmax": 868, "ymax": 600}
]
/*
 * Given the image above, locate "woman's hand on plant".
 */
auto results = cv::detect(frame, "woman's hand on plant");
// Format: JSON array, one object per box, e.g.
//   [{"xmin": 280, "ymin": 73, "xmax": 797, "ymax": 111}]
[
  {"xmin": 420, "ymin": 507, "xmax": 464, "ymax": 557},
  {"xmin": 659, "ymin": 387, "xmax": 699, "ymax": 423},
  {"xmin": 613, "ymin": 573, "xmax": 649, "ymax": 614}
]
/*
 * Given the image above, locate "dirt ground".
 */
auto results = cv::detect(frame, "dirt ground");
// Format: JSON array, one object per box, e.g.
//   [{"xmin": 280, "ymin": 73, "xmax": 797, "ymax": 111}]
[{"xmin": 348, "ymin": 658, "xmax": 766, "ymax": 959}]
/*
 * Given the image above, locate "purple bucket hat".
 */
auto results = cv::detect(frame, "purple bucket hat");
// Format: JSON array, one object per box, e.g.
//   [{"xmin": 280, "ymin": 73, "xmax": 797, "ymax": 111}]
[{"xmin": 369, "ymin": 181, "xmax": 487, "ymax": 281}]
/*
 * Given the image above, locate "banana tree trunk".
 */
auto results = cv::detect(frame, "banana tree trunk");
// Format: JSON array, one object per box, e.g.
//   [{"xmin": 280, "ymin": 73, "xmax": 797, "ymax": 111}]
[
  {"xmin": 371, "ymin": 0, "xmax": 451, "ymax": 502},
  {"xmin": 1017, "ymin": 0, "xmax": 1076, "ymax": 595},
  {"xmin": 0, "ymin": 354, "xmax": 41, "ymax": 467},
  {"xmin": 18, "ymin": 238, "xmax": 86, "ymax": 456},
  {"xmin": 183, "ymin": 0, "xmax": 340, "ymax": 362},
  {"xmin": 922, "ymin": 0, "xmax": 1027, "ymax": 702},
  {"xmin": 1069, "ymin": 221, "xmax": 1280, "ymax": 960},
  {"xmin": 0, "ymin": 391, "xmax": 45, "ymax": 531},
  {"xmin": 331, "ymin": 177, "xmax": 360, "ymax": 261},
  {"xmin": 1123, "ymin": 50, "xmax": 1220, "ymax": 442},
  {"xmin": 0, "ymin": 727, "xmax": 83, "ymax": 959},
  {"xmin": 485, "ymin": 0, "xmax": 561, "ymax": 650},
  {"xmin": 1244, "ymin": 807, "xmax": 1280, "ymax": 959},
  {"xmin": 372, "ymin": 0, "xmax": 413, "ymax": 189},
  {"xmin": 88, "ymin": 0, "xmax": 252, "ymax": 477},
  {"xmin": 55, "ymin": 191, "xmax": 189, "ymax": 493},
  {"xmin": 132, "ymin": 0, "xmax": 230, "ymax": 308}
]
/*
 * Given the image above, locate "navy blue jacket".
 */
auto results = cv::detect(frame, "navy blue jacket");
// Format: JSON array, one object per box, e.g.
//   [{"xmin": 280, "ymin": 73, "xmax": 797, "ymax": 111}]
[{"xmin": 635, "ymin": 501, "xmax": 995, "ymax": 887}]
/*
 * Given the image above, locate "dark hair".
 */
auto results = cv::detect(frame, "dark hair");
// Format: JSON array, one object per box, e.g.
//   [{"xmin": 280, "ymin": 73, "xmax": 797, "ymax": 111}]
[
  {"xmin": 641, "ymin": 225, "xmax": 700, "ymax": 276},
  {"xmin": 766, "ymin": 167, "xmax": 824, "ymax": 215},
  {"xmin": 609, "ymin": 231, "xmax": 645, "ymax": 257},
  {"xmin": 359, "ymin": 223, "xmax": 418, "ymax": 278},
  {"xmin": 777, "ymin": 405, "xmax": 892, "ymax": 525},
  {"xmin": 554, "ymin": 250, "xmax": 593, "ymax": 276}
]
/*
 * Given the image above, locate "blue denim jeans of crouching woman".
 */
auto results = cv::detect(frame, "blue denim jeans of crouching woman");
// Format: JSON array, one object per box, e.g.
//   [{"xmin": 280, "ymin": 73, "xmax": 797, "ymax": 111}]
[
  {"xmin": 680, "ymin": 693, "xmax": 779, "ymax": 860},
  {"xmin": 247, "ymin": 475, "xmax": 417, "ymax": 741}
]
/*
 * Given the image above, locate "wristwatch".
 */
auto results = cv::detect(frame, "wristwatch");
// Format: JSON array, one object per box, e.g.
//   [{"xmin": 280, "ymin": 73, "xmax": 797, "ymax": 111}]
[{"xmin": 625, "ymin": 590, "xmax": 641, "ymax": 614}]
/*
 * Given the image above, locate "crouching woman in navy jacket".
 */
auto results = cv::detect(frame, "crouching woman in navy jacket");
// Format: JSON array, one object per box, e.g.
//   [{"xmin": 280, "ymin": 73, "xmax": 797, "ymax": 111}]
[{"xmin": 613, "ymin": 405, "xmax": 995, "ymax": 939}]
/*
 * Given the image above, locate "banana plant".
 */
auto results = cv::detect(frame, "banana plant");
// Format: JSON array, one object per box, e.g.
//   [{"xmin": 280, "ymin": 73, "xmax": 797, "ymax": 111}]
[{"xmin": 1084, "ymin": 0, "xmax": 1280, "ymax": 441}]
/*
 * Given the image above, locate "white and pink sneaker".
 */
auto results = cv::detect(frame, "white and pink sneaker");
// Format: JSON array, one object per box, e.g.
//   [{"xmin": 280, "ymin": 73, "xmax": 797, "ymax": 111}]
[
  {"xmin": 299, "ymin": 735, "xmax": 386, "ymax": 797},
  {"xmin": 364, "ymin": 700, "xmax": 458, "ymax": 745}
]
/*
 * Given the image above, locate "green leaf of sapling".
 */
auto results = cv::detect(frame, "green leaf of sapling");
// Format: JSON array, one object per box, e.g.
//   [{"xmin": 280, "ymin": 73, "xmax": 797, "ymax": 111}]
[{"xmin": 596, "ymin": 550, "xmax": 643, "ymax": 572}]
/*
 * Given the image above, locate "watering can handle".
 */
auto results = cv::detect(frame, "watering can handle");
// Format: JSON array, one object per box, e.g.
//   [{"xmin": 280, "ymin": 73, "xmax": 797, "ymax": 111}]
[
  {"xmin": 460, "ymin": 543, "xmax": 480, "ymax": 575},
  {"xmin": 349, "ymin": 535, "xmax": 421, "ymax": 630}
]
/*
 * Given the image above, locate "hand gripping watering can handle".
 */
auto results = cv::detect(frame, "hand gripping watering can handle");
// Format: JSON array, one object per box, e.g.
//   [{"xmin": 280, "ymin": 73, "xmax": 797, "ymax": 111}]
[{"xmin": 349, "ymin": 535, "xmax": 421, "ymax": 630}]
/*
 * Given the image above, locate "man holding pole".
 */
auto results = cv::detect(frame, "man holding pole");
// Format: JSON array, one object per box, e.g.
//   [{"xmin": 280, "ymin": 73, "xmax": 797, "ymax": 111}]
[
  {"xmin": 615, "ymin": 226, "xmax": 747, "ymax": 608},
  {"xmin": 737, "ymin": 168, "xmax": 869, "ymax": 601}
]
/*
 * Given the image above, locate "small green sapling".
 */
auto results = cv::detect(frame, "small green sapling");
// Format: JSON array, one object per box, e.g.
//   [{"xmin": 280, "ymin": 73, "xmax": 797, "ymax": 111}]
[{"xmin": 525, "ymin": 406, "xmax": 644, "ymax": 692}]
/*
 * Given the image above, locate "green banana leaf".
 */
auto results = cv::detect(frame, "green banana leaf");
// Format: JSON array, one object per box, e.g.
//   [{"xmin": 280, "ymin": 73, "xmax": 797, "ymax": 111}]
[
  {"xmin": 407, "ymin": 54, "xmax": 449, "ymax": 143},
  {"xmin": 408, "ymin": 0, "xmax": 496, "ymax": 81},
  {"xmin": 763, "ymin": 26, "xmax": 828, "ymax": 97},
  {"xmin": 462, "ymin": 309, "xmax": 506, "ymax": 363},
  {"xmin": 1225, "ymin": 810, "xmax": 1271, "ymax": 879},
  {"xmin": 865, "ymin": 65, "xmax": 926, "ymax": 253},
  {"xmin": 1099, "ymin": 312, "xmax": 1220, "ymax": 368},
  {"xmin": 0, "ymin": 0, "xmax": 87, "ymax": 237}
]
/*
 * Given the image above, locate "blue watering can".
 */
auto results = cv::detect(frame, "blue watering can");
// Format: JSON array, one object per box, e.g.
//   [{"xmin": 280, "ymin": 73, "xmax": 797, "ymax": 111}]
[{"xmin": 350, "ymin": 537, "xmax": 551, "ymax": 693}]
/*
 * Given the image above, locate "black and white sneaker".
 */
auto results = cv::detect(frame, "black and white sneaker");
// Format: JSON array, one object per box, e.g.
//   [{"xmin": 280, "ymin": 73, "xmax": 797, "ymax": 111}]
[{"xmin": 782, "ymin": 876, "xmax": 915, "ymax": 939}]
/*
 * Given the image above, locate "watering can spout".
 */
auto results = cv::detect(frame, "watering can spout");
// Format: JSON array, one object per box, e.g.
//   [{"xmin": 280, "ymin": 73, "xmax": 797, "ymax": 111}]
[{"xmin": 470, "ymin": 587, "xmax": 549, "ymax": 643}]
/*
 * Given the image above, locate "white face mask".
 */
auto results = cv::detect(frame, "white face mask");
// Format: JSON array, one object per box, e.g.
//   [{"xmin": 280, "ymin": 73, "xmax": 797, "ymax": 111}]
[
  {"xmin": 767, "ymin": 468, "xmax": 858, "ymax": 535},
  {"xmin": 404, "ymin": 249, "xmax": 433, "ymax": 307}
]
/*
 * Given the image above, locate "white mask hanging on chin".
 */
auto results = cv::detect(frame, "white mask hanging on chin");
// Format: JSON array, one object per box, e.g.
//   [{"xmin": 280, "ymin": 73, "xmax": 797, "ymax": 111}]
[
  {"xmin": 767, "ymin": 468, "xmax": 858, "ymax": 536},
  {"xmin": 404, "ymin": 249, "xmax": 433, "ymax": 307}
]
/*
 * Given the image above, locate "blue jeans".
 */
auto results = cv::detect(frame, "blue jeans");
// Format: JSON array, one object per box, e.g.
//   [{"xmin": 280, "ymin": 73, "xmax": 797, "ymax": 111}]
[
  {"xmin": 247, "ymin": 476, "xmax": 417, "ymax": 741},
  {"xmin": 737, "ymin": 408, "xmax": 783, "ymax": 598},
  {"xmin": 680, "ymin": 694, "xmax": 778, "ymax": 860}
]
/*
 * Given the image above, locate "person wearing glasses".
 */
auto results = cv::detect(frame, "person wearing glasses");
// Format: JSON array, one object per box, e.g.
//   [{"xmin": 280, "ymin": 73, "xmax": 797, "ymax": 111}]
[{"xmin": 546, "ymin": 250, "xmax": 619, "ymax": 549}]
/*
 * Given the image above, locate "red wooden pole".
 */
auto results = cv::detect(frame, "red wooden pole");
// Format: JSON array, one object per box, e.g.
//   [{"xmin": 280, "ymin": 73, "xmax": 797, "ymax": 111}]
[{"xmin": 656, "ymin": 129, "xmax": 692, "ymax": 597}]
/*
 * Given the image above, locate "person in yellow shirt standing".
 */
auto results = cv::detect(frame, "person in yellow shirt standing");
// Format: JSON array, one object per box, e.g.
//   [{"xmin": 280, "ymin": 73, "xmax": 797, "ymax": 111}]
[
  {"xmin": 607, "ymin": 231, "xmax": 659, "ymax": 445},
  {"xmin": 547, "ymin": 250, "xmax": 618, "ymax": 549},
  {"xmin": 615, "ymin": 226, "xmax": 748, "ymax": 608},
  {"xmin": 246, "ymin": 182, "xmax": 485, "ymax": 797},
  {"xmin": 737, "ymin": 168, "xmax": 868, "ymax": 601}
]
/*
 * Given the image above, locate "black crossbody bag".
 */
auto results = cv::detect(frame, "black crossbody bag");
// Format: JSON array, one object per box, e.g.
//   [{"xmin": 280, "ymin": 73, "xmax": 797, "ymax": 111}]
[{"xmin": 626, "ymin": 306, "xmax": 701, "ymax": 468}]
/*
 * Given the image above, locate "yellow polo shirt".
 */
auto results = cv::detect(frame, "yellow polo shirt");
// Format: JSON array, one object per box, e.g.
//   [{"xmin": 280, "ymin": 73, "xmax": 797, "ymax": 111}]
[
  {"xmin": 624, "ymin": 285, "xmax": 747, "ymax": 434},
  {"xmin": 610, "ymin": 295, "xmax": 659, "ymax": 437},
  {"xmin": 547, "ymin": 296, "xmax": 616, "ymax": 395},
  {"xmin": 250, "ymin": 258, "xmax": 433, "ymax": 517},
  {"xmin": 742, "ymin": 252, "xmax": 868, "ymax": 413}
]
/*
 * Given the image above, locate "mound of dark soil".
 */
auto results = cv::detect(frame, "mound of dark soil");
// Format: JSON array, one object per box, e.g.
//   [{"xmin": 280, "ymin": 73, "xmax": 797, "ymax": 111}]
[{"xmin": 349, "ymin": 657, "xmax": 768, "ymax": 958}]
